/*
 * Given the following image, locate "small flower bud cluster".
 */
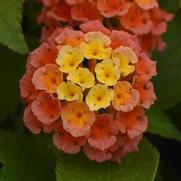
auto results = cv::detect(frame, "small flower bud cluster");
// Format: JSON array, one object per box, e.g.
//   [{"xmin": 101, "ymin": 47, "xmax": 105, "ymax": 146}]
[{"xmin": 38, "ymin": 0, "xmax": 173, "ymax": 53}]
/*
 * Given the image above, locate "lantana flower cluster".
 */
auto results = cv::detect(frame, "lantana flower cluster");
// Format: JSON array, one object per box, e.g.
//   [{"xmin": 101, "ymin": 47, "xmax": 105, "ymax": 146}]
[
  {"xmin": 38, "ymin": 0, "xmax": 173, "ymax": 53},
  {"xmin": 20, "ymin": 21, "xmax": 157, "ymax": 163}
]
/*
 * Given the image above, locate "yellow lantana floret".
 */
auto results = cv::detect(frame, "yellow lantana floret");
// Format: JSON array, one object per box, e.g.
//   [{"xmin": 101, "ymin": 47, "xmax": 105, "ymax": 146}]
[
  {"xmin": 67, "ymin": 67, "xmax": 95, "ymax": 90},
  {"xmin": 57, "ymin": 81, "xmax": 83, "ymax": 101},
  {"xmin": 95, "ymin": 58, "xmax": 121, "ymax": 86},
  {"xmin": 112, "ymin": 46, "xmax": 138, "ymax": 77},
  {"xmin": 56, "ymin": 45, "xmax": 84, "ymax": 73},
  {"xmin": 86, "ymin": 84, "xmax": 114, "ymax": 111},
  {"xmin": 80, "ymin": 31, "xmax": 112, "ymax": 60}
]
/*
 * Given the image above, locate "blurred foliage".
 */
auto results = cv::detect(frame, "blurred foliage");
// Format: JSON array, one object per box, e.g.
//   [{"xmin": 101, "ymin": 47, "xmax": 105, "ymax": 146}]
[
  {"xmin": 147, "ymin": 106, "xmax": 181, "ymax": 141},
  {"xmin": 0, "ymin": 46, "xmax": 25, "ymax": 121},
  {"xmin": 159, "ymin": 0, "xmax": 180, "ymax": 12},
  {"xmin": 56, "ymin": 139, "xmax": 159, "ymax": 181},
  {"xmin": 153, "ymin": 11, "xmax": 181, "ymax": 110},
  {"xmin": 0, "ymin": 131, "xmax": 57, "ymax": 181}
]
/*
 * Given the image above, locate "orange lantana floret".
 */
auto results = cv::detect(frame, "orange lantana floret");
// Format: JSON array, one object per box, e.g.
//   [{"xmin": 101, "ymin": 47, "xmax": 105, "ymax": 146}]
[
  {"xmin": 116, "ymin": 107, "xmax": 148, "ymax": 138},
  {"xmin": 32, "ymin": 64, "xmax": 63, "ymax": 93},
  {"xmin": 112, "ymin": 81, "xmax": 140, "ymax": 112},
  {"xmin": 120, "ymin": 3, "xmax": 153, "ymax": 35},
  {"xmin": 88, "ymin": 114, "xmax": 117, "ymax": 151},
  {"xmin": 31, "ymin": 92, "xmax": 61, "ymax": 125},
  {"xmin": 132, "ymin": 75, "xmax": 157, "ymax": 109},
  {"xmin": 61, "ymin": 101, "xmax": 96, "ymax": 137}
]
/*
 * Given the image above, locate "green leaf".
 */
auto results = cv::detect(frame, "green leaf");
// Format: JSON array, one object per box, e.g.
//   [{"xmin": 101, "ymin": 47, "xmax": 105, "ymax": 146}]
[
  {"xmin": 0, "ymin": 46, "xmax": 25, "ymax": 121},
  {"xmin": 0, "ymin": 131, "xmax": 57, "ymax": 181},
  {"xmin": 153, "ymin": 11, "xmax": 181, "ymax": 109},
  {"xmin": 155, "ymin": 173, "xmax": 165, "ymax": 181},
  {"xmin": 0, "ymin": 0, "xmax": 28, "ymax": 54},
  {"xmin": 159, "ymin": 0, "xmax": 180, "ymax": 12},
  {"xmin": 56, "ymin": 139, "xmax": 159, "ymax": 181},
  {"xmin": 147, "ymin": 106, "xmax": 181, "ymax": 142}
]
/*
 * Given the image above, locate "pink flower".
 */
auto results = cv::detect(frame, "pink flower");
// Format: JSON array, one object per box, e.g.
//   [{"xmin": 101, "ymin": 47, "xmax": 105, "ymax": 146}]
[
  {"xmin": 138, "ymin": 34, "xmax": 167, "ymax": 53},
  {"xmin": 20, "ymin": 68, "xmax": 36, "ymax": 100},
  {"xmin": 46, "ymin": 2, "xmax": 72, "ymax": 22},
  {"xmin": 38, "ymin": 8, "xmax": 60, "ymax": 42},
  {"xmin": 123, "ymin": 134, "xmax": 143, "ymax": 153},
  {"xmin": 110, "ymin": 30, "xmax": 140, "ymax": 53},
  {"xmin": 32, "ymin": 64, "xmax": 63, "ymax": 93},
  {"xmin": 111, "ymin": 134, "xmax": 142, "ymax": 163},
  {"xmin": 116, "ymin": 107, "xmax": 148, "ymax": 138},
  {"xmin": 23, "ymin": 104, "xmax": 42, "ymax": 134},
  {"xmin": 38, "ymin": 0, "xmax": 173, "ymax": 54},
  {"xmin": 43, "ymin": 122, "xmax": 60, "ymax": 133},
  {"xmin": 150, "ymin": 8, "xmax": 173, "ymax": 35},
  {"xmin": 97, "ymin": 0, "xmax": 131, "ymax": 18},
  {"xmin": 31, "ymin": 92, "xmax": 61, "ymax": 125},
  {"xmin": 120, "ymin": 3, "xmax": 153, "ymax": 35},
  {"xmin": 71, "ymin": 2, "xmax": 102, "ymax": 22},
  {"xmin": 53, "ymin": 132, "xmax": 82, "ymax": 154},
  {"xmin": 136, "ymin": 53, "xmax": 157, "ymax": 77},
  {"xmin": 133, "ymin": 75, "xmax": 157, "ymax": 109},
  {"xmin": 112, "ymin": 81, "xmax": 140, "ymax": 112},
  {"xmin": 55, "ymin": 27, "xmax": 84, "ymax": 46},
  {"xmin": 88, "ymin": 114, "xmax": 117, "ymax": 151},
  {"xmin": 53, "ymin": 122, "xmax": 87, "ymax": 154},
  {"xmin": 61, "ymin": 101, "xmax": 95, "ymax": 137},
  {"xmin": 80, "ymin": 20, "xmax": 111, "ymax": 35},
  {"xmin": 28, "ymin": 43, "xmax": 57, "ymax": 68},
  {"xmin": 84, "ymin": 144, "xmax": 112, "ymax": 162}
]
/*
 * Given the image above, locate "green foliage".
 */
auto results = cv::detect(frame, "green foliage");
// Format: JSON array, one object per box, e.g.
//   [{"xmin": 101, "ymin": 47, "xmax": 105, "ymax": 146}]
[
  {"xmin": 155, "ymin": 173, "xmax": 165, "ymax": 181},
  {"xmin": 153, "ymin": 11, "xmax": 181, "ymax": 110},
  {"xmin": 56, "ymin": 139, "xmax": 159, "ymax": 181},
  {"xmin": 159, "ymin": 0, "xmax": 180, "ymax": 12},
  {"xmin": 147, "ymin": 106, "xmax": 181, "ymax": 141},
  {"xmin": 0, "ymin": 0, "xmax": 28, "ymax": 54},
  {"xmin": 0, "ymin": 46, "xmax": 25, "ymax": 121},
  {"xmin": 0, "ymin": 131, "xmax": 57, "ymax": 181}
]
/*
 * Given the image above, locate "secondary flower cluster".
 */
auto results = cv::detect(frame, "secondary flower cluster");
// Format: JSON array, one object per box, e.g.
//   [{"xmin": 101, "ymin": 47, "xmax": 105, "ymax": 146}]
[
  {"xmin": 20, "ymin": 21, "xmax": 157, "ymax": 162},
  {"xmin": 38, "ymin": 0, "xmax": 173, "ymax": 53}
]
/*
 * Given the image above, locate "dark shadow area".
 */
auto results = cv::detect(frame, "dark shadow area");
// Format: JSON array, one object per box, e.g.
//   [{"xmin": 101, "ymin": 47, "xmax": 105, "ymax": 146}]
[{"xmin": 148, "ymin": 133, "xmax": 181, "ymax": 181}]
